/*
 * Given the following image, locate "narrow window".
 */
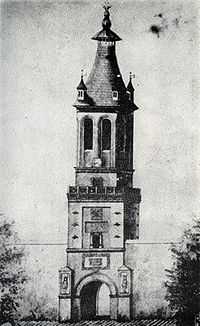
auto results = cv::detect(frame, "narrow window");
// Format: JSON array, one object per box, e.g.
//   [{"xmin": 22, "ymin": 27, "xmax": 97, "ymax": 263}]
[
  {"xmin": 78, "ymin": 90, "xmax": 84, "ymax": 100},
  {"xmin": 90, "ymin": 232, "xmax": 103, "ymax": 248},
  {"xmin": 84, "ymin": 118, "xmax": 93, "ymax": 150},
  {"xmin": 102, "ymin": 119, "xmax": 111, "ymax": 150},
  {"xmin": 112, "ymin": 91, "xmax": 118, "ymax": 100}
]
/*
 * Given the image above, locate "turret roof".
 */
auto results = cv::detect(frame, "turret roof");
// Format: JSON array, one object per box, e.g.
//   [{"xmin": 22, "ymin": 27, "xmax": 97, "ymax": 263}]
[
  {"xmin": 127, "ymin": 73, "xmax": 135, "ymax": 93},
  {"xmin": 77, "ymin": 70, "xmax": 87, "ymax": 90},
  {"xmin": 77, "ymin": 77, "xmax": 87, "ymax": 90},
  {"xmin": 85, "ymin": 46, "xmax": 130, "ymax": 108}
]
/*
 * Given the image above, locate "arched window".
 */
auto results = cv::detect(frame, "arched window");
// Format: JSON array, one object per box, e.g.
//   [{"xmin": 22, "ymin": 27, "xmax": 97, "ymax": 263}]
[
  {"xmin": 78, "ymin": 90, "xmax": 84, "ymax": 100},
  {"xmin": 102, "ymin": 119, "xmax": 111, "ymax": 150},
  {"xmin": 84, "ymin": 118, "xmax": 93, "ymax": 150}
]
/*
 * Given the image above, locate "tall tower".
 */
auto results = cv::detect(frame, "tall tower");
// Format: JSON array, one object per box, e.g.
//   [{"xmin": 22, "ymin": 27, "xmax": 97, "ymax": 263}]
[{"xmin": 59, "ymin": 4, "xmax": 141, "ymax": 321}]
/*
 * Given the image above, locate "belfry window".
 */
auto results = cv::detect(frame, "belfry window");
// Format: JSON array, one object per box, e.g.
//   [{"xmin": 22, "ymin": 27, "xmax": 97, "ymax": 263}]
[
  {"xmin": 78, "ymin": 90, "xmax": 84, "ymax": 100},
  {"xmin": 84, "ymin": 118, "xmax": 93, "ymax": 150},
  {"xmin": 102, "ymin": 119, "xmax": 111, "ymax": 150},
  {"xmin": 112, "ymin": 90, "xmax": 118, "ymax": 101}
]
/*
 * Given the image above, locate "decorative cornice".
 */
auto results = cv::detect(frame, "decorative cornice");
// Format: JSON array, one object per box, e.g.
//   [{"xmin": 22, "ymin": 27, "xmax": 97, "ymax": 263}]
[
  {"xmin": 75, "ymin": 167, "xmax": 117, "ymax": 173},
  {"xmin": 66, "ymin": 248, "xmax": 125, "ymax": 253},
  {"xmin": 75, "ymin": 167, "xmax": 135, "ymax": 174},
  {"xmin": 67, "ymin": 186, "xmax": 141, "ymax": 203},
  {"xmin": 73, "ymin": 105, "xmax": 136, "ymax": 113}
]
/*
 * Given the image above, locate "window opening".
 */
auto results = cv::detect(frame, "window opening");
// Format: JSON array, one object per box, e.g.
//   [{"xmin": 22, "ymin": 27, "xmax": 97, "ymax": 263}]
[
  {"xmin": 90, "ymin": 232, "xmax": 103, "ymax": 248},
  {"xmin": 112, "ymin": 91, "xmax": 118, "ymax": 100},
  {"xmin": 78, "ymin": 90, "xmax": 84, "ymax": 100},
  {"xmin": 102, "ymin": 119, "xmax": 111, "ymax": 150},
  {"xmin": 84, "ymin": 118, "xmax": 93, "ymax": 150}
]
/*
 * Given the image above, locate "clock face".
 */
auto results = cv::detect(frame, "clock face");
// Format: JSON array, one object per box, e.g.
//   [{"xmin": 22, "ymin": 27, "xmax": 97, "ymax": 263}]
[{"xmin": 93, "ymin": 158, "xmax": 102, "ymax": 167}]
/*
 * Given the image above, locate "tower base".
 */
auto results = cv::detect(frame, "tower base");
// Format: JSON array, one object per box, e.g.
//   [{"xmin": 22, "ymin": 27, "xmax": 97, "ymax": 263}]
[{"xmin": 58, "ymin": 264, "xmax": 133, "ymax": 321}]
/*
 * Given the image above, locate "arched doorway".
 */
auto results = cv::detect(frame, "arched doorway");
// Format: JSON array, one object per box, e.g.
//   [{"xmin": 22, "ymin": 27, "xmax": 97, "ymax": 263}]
[
  {"xmin": 80, "ymin": 281, "xmax": 110, "ymax": 320},
  {"xmin": 75, "ymin": 272, "xmax": 118, "ymax": 320}
]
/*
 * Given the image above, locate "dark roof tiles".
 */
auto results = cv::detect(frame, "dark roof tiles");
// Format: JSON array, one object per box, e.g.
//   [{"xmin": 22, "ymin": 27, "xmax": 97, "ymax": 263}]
[
  {"xmin": 75, "ymin": 42, "xmax": 134, "ymax": 111},
  {"xmin": 18, "ymin": 320, "xmax": 177, "ymax": 326}
]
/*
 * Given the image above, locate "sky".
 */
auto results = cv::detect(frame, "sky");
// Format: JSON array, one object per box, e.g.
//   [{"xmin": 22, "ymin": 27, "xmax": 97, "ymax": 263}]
[{"xmin": 0, "ymin": 0, "xmax": 200, "ymax": 313}]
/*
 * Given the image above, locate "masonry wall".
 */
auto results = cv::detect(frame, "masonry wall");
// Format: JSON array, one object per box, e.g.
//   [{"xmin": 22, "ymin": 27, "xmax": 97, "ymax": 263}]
[{"xmin": 22, "ymin": 243, "xmax": 171, "ymax": 319}]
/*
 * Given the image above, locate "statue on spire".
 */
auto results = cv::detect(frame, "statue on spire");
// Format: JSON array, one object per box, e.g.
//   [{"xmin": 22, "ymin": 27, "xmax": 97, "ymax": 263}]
[
  {"xmin": 92, "ymin": 1, "xmax": 121, "ymax": 41},
  {"xmin": 102, "ymin": 0, "xmax": 112, "ymax": 31},
  {"xmin": 103, "ymin": 0, "xmax": 111, "ymax": 12}
]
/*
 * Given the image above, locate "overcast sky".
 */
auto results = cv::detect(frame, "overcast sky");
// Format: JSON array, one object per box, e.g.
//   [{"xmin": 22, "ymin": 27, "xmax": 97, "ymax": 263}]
[{"xmin": 1, "ymin": 0, "xmax": 199, "ymax": 246}]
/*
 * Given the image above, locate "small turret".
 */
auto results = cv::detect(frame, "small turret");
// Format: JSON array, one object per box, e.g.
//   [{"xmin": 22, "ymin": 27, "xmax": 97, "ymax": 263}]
[
  {"xmin": 126, "ymin": 72, "xmax": 135, "ymax": 103},
  {"xmin": 76, "ymin": 70, "xmax": 87, "ymax": 101}
]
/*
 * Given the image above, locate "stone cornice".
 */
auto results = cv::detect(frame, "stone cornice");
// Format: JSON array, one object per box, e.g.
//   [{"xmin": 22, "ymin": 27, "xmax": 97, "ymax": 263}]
[{"xmin": 66, "ymin": 248, "xmax": 125, "ymax": 253}]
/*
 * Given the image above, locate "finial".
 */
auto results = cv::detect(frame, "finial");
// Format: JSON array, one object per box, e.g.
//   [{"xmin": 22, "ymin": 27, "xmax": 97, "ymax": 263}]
[
  {"xmin": 77, "ymin": 69, "xmax": 87, "ymax": 91},
  {"xmin": 129, "ymin": 72, "xmax": 136, "ymax": 81},
  {"xmin": 102, "ymin": 1, "xmax": 112, "ymax": 31},
  {"xmin": 103, "ymin": 0, "xmax": 111, "ymax": 11},
  {"xmin": 81, "ymin": 69, "xmax": 84, "ymax": 80}
]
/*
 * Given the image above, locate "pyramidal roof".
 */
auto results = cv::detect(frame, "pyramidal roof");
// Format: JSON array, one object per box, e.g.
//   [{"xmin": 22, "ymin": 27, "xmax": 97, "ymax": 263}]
[
  {"xmin": 74, "ymin": 3, "xmax": 138, "ymax": 111},
  {"xmin": 77, "ymin": 76, "xmax": 87, "ymax": 90}
]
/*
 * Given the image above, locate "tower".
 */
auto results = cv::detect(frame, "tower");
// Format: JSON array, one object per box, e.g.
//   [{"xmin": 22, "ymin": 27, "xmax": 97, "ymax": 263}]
[{"xmin": 59, "ymin": 4, "xmax": 141, "ymax": 321}]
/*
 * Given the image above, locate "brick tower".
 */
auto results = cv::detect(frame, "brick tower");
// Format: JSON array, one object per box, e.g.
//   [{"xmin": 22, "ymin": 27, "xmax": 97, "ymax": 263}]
[{"xmin": 58, "ymin": 3, "xmax": 141, "ymax": 321}]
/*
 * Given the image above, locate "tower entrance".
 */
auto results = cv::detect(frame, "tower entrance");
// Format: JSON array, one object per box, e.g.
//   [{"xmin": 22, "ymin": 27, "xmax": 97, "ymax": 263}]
[{"xmin": 80, "ymin": 281, "xmax": 110, "ymax": 320}]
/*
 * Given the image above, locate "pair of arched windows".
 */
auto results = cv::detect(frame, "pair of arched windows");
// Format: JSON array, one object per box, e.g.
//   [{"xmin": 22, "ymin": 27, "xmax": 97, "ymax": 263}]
[{"xmin": 83, "ymin": 118, "xmax": 111, "ymax": 151}]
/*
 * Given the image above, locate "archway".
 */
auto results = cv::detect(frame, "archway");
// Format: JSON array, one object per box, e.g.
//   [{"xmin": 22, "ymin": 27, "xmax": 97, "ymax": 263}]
[
  {"xmin": 80, "ymin": 281, "xmax": 110, "ymax": 320},
  {"xmin": 75, "ymin": 272, "xmax": 118, "ymax": 320}
]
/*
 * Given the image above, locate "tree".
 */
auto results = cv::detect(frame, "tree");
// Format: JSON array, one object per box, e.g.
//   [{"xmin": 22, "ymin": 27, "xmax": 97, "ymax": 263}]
[
  {"xmin": 0, "ymin": 215, "xmax": 27, "ymax": 324},
  {"xmin": 165, "ymin": 219, "xmax": 200, "ymax": 326},
  {"xmin": 20, "ymin": 285, "xmax": 57, "ymax": 321}
]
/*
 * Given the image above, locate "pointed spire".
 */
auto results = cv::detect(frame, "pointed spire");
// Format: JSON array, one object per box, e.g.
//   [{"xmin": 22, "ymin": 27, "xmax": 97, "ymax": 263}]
[
  {"xmin": 127, "ymin": 72, "xmax": 135, "ymax": 102},
  {"xmin": 77, "ymin": 69, "xmax": 87, "ymax": 90},
  {"xmin": 127, "ymin": 72, "xmax": 135, "ymax": 92}
]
